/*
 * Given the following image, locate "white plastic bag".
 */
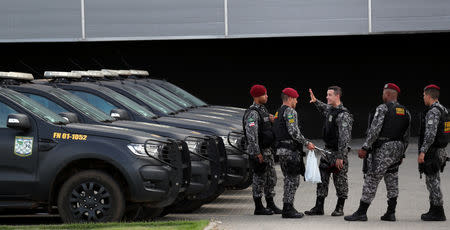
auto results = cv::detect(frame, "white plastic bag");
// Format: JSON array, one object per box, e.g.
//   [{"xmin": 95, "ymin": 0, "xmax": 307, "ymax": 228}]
[{"xmin": 305, "ymin": 150, "xmax": 321, "ymax": 183}]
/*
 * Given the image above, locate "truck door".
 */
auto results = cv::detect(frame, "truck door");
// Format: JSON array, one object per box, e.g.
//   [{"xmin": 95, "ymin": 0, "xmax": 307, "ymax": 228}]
[{"xmin": 0, "ymin": 100, "xmax": 39, "ymax": 198}]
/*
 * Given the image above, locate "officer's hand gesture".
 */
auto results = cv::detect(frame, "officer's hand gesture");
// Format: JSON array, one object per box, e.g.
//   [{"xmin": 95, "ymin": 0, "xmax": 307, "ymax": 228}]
[
  {"xmin": 307, "ymin": 142, "xmax": 315, "ymax": 150},
  {"xmin": 418, "ymin": 152, "xmax": 425, "ymax": 164},
  {"xmin": 358, "ymin": 149, "xmax": 367, "ymax": 159},
  {"xmin": 309, "ymin": 88, "xmax": 317, "ymax": 103}
]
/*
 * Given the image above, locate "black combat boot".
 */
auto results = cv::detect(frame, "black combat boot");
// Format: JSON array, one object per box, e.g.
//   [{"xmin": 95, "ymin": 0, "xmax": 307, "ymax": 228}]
[
  {"xmin": 266, "ymin": 197, "xmax": 282, "ymax": 214},
  {"xmin": 344, "ymin": 201, "xmax": 370, "ymax": 221},
  {"xmin": 380, "ymin": 197, "xmax": 397, "ymax": 221},
  {"xmin": 421, "ymin": 202, "xmax": 433, "ymax": 219},
  {"xmin": 331, "ymin": 197, "xmax": 345, "ymax": 216},
  {"xmin": 305, "ymin": 196, "xmax": 325, "ymax": 216},
  {"xmin": 422, "ymin": 204, "xmax": 446, "ymax": 221},
  {"xmin": 282, "ymin": 203, "xmax": 304, "ymax": 219},
  {"xmin": 254, "ymin": 197, "xmax": 273, "ymax": 215}
]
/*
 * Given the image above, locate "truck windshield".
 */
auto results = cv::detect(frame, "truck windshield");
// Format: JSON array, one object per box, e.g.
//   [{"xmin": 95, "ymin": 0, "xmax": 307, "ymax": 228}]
[
  {"xmin": 157, "ymin": 81, "xmax": 208, "ymax": 107},
  {"xmin": 97, "ymin": 87, "xmax": 157, "ymax": 119},
  {"xmin": 121, "ymin": 85, "xmax": 173, "ymax": 115},
  {"xmin": 129, "ymin": 84, "xmax": 184, "ymax": 112},
  {"xmin": 0, "ymin": 89, "xmax": 68, "ymax": 124},
  {"xmin": 50, "ymin": 88, "xmax": 116, "ymax": 122},
  {"xmin": 147, "ymin": 83, "xmax": 194, "ymax": 108}
]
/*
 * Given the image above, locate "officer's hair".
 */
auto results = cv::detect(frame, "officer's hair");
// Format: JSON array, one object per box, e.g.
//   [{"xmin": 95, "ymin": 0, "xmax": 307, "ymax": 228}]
[
  {"xmin": 424, "ymin": 88, "xmax": 440, "ymax": 99},
  {"xmin": 328, "ymin": 86, "xmax": 342, "ymax": 97},
  {"xmin": 281, "ymin": 93, "xmax": 290, "ymax": 102}
]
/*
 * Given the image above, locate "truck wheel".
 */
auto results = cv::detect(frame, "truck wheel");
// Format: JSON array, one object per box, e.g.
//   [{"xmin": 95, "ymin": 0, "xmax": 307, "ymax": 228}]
[{"xmin": 57, "ymin": 170, "xmax": 125, "ymax": 223}]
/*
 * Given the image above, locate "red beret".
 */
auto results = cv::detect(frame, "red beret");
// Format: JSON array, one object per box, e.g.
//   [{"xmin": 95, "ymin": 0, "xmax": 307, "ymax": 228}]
[
  {"xmin": 424, "ymin": 84, "xmax": 440, "ymax": 91},
  {"xmin": 282, "ymin": 87, "xmax": 299, "ymax": 98},
  {"xmin": 250, "ymin": 84, "xmax": 267, "ymax": 98},
  {"xmin": 384, "ymin": 83, "xmax": 401, "ymax": 94}
]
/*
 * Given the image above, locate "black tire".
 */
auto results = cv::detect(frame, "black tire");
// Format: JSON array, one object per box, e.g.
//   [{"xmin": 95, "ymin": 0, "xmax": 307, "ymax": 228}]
[
  {"xmin": 141, "ymin": 207, "xmax": 164, "ymax": 219},
  {"xmin": 202, "ymin": 184, "xmax": 225, "ymax": 204},
  {"xmin": 227, "ymin": 170, "xmax": 253, "ymax": 190},
  {"xmin": 57, "ymin": 170, "xmax": 125, "ymax": 223},
  {"xmin": 165, "ymin": 199, "xmax": 205, "ymax": 213}
]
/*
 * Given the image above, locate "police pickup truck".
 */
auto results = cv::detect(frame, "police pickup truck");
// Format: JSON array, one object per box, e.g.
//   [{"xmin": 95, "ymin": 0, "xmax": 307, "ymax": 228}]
[
  {"xmin": 9, "ymin": 71, "xmax": 224, "ymax": 213},
  {"xmin": 0, "ymin": 72, "xmax": 185, "ymax": 222},
  {"xmin": 40, "ymin": 71, "xmax": 250, "ymax": 190}
]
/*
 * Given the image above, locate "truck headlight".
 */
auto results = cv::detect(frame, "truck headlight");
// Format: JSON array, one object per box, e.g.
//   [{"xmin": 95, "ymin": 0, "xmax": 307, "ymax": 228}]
[
  {"xmin": 127, "ymin": 143, "xmax": 161, "ymax": 158},
  {"xmin": 185, "ymin": 140, "xmax": 201, "ymax": 153}
]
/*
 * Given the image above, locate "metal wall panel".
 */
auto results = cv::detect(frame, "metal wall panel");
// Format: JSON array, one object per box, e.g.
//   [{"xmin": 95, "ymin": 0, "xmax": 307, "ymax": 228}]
[
  {"xmin": 0, "ymin": 0, "xmax": 81, "ymax": 41},
  {"xmin": 1, "ymin": 0, "xmax": 450, "ymax": 42},
  {"xmin": 85, "ymin": 0, "xmax": 225, "ymax": 38},
  {"xmin": 372, "ymin": 0, "xmax": 450, "ymax": 32},
  {"xmin": 228, "ymin": 0, "xmax": 368, "ymax": 36}
]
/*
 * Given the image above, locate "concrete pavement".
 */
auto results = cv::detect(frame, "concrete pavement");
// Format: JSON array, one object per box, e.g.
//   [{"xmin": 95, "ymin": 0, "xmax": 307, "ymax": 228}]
[{"xmin": 165, "ymin": 139, "xmax": 450, "ymax": 230}]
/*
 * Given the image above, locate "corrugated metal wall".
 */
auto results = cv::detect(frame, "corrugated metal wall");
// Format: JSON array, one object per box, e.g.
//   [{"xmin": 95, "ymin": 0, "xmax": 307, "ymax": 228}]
[{"xmin": 1, "ymin": 0, "xmax": 450, "ymax": 42}]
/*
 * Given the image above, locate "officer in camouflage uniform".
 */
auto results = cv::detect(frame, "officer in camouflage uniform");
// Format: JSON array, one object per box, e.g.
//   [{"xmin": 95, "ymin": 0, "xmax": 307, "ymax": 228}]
[
  {"xmin": 305, "ymin": 86, "xmax": 353, "ymax": 217},
  {"xmin": 243, "ymin": 84, "xmax": 281, "ymax": 215},
  {"xmin": 345, "ymin": 83, "xmax": 410, "ymax": 222},
  {"xmin": 418, "ymin": 84, "xmax": 448, "ymax": 221},
  {"xmin": 273, "ymin": 87, "xmax": 316, "ymax": 219}
]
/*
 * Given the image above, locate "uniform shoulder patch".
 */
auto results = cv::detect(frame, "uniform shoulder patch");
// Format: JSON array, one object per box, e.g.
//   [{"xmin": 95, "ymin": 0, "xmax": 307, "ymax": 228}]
[
  {"xmin": 248, "ymin": 117, "xmax": 256, "ymax": 127},
  {"xmin": 274, "ymin": 112, "xmax": 278, "ymax": 119}
]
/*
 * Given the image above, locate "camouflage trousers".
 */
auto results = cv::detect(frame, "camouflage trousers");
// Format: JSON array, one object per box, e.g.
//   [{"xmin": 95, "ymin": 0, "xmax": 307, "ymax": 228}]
[
  {"xmin": 317, "ymin": 154, "xmax": 349, "ymax": 199},
  {"xmin": 252, "ymin": 153, "xmax": 277, "ymax": 199},
  {"xmin": 425, "ymin": 148, "xmax": 447, "ymax": 206},
  {"xmin": 277, "ymin": 148, "xmax": 302, "ymax": 204},
  {"xmin": 361, "ymin": 141, "xmax": 405, "ymax": 204}
]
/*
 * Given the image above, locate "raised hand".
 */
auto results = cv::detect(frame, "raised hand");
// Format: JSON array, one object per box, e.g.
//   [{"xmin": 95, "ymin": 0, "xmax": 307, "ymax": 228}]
[{"xmin": 309, "ymin": 88, "xmax": 317, "ymax": 103}]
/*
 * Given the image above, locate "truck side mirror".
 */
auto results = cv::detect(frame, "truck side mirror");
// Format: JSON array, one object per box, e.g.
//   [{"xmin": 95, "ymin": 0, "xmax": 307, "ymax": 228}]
[
  {"xmin": 59, "ymin": 112, "xmax": 79, "ymax": 123},
  {"xmin": 7, "ymin": 114, "xmax": 31, "ymax": 130},
  {"xmin": 110, "ymin": 109, "xmax": 130, "ymax": 120}
]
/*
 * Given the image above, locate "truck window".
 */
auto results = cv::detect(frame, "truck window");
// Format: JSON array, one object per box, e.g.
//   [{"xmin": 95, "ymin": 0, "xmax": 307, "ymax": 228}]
[
  {"xmin": 24, "ymin": 94, "xmax": 67, "ymax": 115},
  {"xmin": 0, "ymin": 102, "xmax": 18, "ymax": 128},
  {"xmin": 0, "ymin": 89, "xmax": 67, "ymax": 124},
  {"xmin": 70, "ymin": 91, "xmax": 116, "ymax": 115}
]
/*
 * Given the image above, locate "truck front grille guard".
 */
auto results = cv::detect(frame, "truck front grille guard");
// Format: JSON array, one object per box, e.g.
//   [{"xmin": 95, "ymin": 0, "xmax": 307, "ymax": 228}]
[
  {"xmin": 178, "ymin": 141, "xmax": 192, "ymax": 189},
  {"xmin": 227, "ymin": 131, "xmax": 248, "ymax": 155},
  {"xmin": 144, "ymin": 139, "xmax": 176, "ymax": 169},
  {"xmin": 184, "ymin": 136, "xmax": 215, "ymax": 162}
]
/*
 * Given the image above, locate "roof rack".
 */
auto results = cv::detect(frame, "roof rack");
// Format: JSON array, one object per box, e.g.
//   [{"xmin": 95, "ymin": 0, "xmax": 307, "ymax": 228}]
[
  {"xmin": 44, "ymin": 71, "xmax": 82, "ymax": 79},
  {"xmin": 0, "ymin": 71, "xmax": 34, "ymax": 81}
]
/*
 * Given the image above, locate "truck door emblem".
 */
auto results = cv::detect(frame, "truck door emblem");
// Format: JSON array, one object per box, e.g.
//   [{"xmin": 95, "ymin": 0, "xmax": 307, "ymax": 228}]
[{"xmin": 14, "ymin": 136, "xmax": 33, "ymax": 157}]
